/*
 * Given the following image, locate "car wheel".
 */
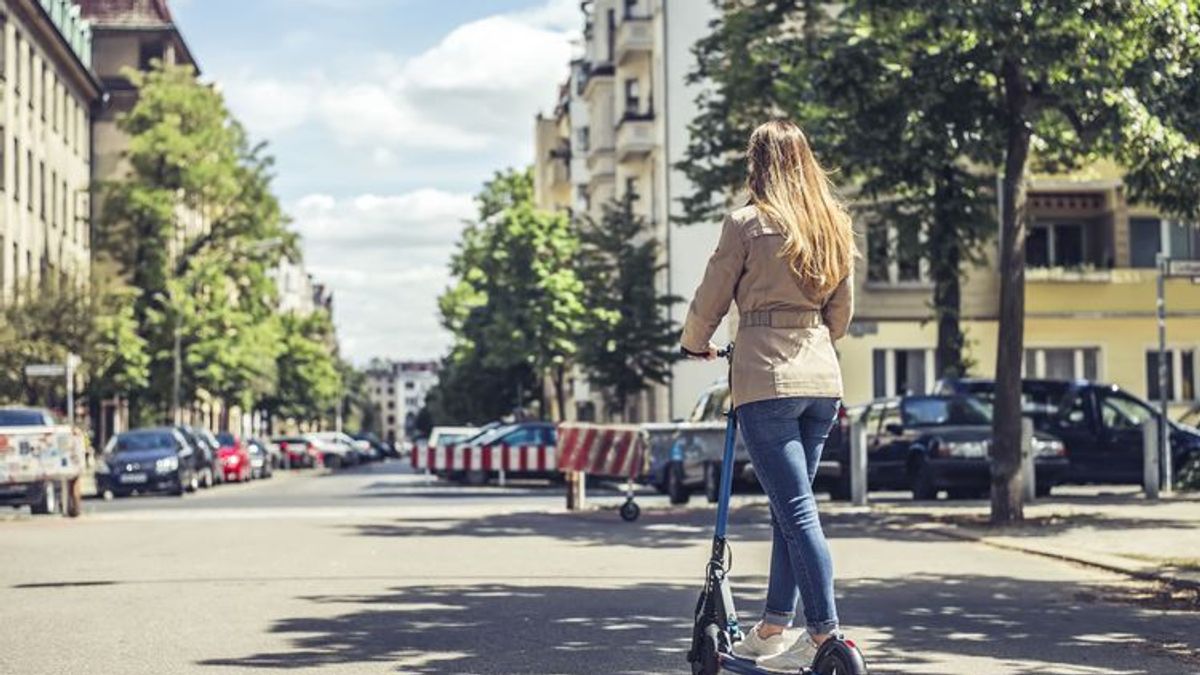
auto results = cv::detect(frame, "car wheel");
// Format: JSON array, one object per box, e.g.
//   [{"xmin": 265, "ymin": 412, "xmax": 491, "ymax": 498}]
[
  {"xmin": 910, "ymin": 460, "xmax": 939, "ymax": 501},
  {"xmin": 667, "ymin": 462, "xmax": 690, "ymax": 506},
  {"xmin": 202, "ymin": 469, "xmax": 214, "ymax": 489},
  {"xmin": 30, "ymin": 481, "xmax": 58, "ymax": 515},
  {"xmin": 171, "ymin": 476, "xmax": 186, "ymax": 496},
  {"xmin": 704, "ymin": 462, "xmax": 721, "ymax": 504},
  {"xmin": 187, "ymin": 474, "xmax": 199, "ymax": 492}
]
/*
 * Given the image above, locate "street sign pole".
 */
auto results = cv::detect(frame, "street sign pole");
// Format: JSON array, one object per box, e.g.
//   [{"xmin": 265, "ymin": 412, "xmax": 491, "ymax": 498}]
[
  {"xmin": 1156, "ymin": 254, "xmax": 1169, "ymax": 494},
  {"xmin": 66, "ymin": 353, "xmax": 80, "ymax": 430}
]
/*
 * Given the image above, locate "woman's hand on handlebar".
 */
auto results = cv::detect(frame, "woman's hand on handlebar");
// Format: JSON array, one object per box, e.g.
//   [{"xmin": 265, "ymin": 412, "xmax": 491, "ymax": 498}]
[{"xmin": 680, "ymin": 343, "xmax": 719, "ymax": 361}]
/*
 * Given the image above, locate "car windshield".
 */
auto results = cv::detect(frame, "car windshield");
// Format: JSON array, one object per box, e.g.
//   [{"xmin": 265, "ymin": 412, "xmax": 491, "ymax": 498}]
[
  {"xmin": 114, "ymin": 432, "xmax": 176, "ymax": 453},
  {"xmin": 216, "ymin": 432, "xmax": 236, "ymax": 446},
  {"xmin": 462, "ymin": 425, "xmax": 515, "ymax": 446},
  {"xmin": 902, "ymin": 397, "xmax": 992, "ymax": 427},
  {"xmin": 0, "ymin": 409, "xmax": 49, "ymax": 426}
]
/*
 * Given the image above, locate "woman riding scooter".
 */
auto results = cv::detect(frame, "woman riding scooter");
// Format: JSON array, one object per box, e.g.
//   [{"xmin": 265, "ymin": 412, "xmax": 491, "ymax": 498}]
[{"xmin": 680, "ymin": 119, "xmax": 856, "ymax": 673}]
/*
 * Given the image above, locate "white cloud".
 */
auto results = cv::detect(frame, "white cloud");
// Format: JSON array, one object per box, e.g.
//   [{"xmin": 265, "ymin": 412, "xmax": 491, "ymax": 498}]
[
  {"xmin": 221, "ymin": 3, "xmax": 575, "ymax": 160},
  {"xmin": 507, "ymin": 0, "xmax": 582, "ymax": 33},
  {"xmin": 289, "ymin": 189, "xmax": 476, "ymax": 360}
]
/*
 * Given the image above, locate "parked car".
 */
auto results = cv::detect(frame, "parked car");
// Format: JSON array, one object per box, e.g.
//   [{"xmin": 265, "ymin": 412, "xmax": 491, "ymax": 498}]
[
  {"xmin": 1, "ymin": 407, "xmax": 86, "ymax": 516},
  {"xmin": 98, "ymin": 428, "xmax": 199, "ymax": 497},
  {"xmin": 251, "ymin": 436, "xmax": 284, "ymax": 472},
  {"xmin": 353, "ymin": 432, "xmax": 397, "ymax": 459},
  {"xmin": 271, "ymin": 435, "xmax": 320, "ymax": 469},
  {"xmin": 936, "ymin": 378, "xmax": 1200, "ymax": 485},
  {"xmin": 245, "ymin": 437, "xmax": 273, "ymax": 479},
  {"xmin": 214, "ymin": 432, "xmax": 253, "ymax": 483},
  {"xmin": 309, "ymin": 432, "xmax": 362, "ymax": 467},
  {"xmin": 174, "ymin": 425, "xmax": 217, "ymax": 489},
  {"xmin": 649, "ymin": 379, "xmax": 848, "ymax": 504},
  {"xmin": 855, "ymin": 394, "xmax": 1068, "ymax": 499},
  {"xmin": 448, "ymin": 421, "xmax": 558, "ymax": 485},
  {"xmin": 422, "ymin": 425, "xmax": 480, "ymax": 478}
]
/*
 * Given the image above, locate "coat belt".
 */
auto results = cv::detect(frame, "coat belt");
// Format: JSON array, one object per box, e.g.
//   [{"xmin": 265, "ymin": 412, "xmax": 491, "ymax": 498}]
[{"xmin": 739, "ymin": 309, "xmax": 823, "ymax": 329}]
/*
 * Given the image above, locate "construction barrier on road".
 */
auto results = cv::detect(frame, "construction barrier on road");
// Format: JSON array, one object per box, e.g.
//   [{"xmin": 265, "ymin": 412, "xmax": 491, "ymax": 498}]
[
  {"xmin": 411, "ymin": 444, "xmax": 557, "ymax": 472},
  {"xmin": 556, "ymin": 423, "xmax": 648, "ymax": 480}
]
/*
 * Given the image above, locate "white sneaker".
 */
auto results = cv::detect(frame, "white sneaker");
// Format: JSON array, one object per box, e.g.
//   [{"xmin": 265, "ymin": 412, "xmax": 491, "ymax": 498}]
[
  {"xmin": 756, "ymin": 632, "xmax": 819, "ymax": 673},
  {"xmin": 732, "ymin": 624, "xmax": 793, "ymax": 660}
]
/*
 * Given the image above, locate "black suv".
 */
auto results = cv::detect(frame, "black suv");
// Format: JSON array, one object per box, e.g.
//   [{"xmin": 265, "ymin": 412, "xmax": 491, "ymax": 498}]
[
  {"xmin": 937, "ymin": 378, "xmax": 1200, "ymax": 485},
  {"xmin": 98, "ymin": 428, "xmax": 198, "ymax": 497}
]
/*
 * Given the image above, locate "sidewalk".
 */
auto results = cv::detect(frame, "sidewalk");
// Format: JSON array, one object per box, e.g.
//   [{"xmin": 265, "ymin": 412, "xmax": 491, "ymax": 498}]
[{"xmin": 869, "ymin": 486, "xmax": 1200, "ymax": 591}]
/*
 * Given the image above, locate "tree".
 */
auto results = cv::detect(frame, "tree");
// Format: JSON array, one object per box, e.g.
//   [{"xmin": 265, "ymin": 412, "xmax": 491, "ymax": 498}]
[
  {"xmin": 262, "ymin": 311, "xmax": 341, "ymax": 427},
  {"xmin": 681, "ymin": 0, "xmax": 996, "ymax": 380},
  {"xmin": 576, "ymin": 195, "xmax": 681, "ymax": 419},
  {"xmin": 95, "ymin": 61, "xmax": 295, "ymax": 424},
  {"xmin": 687, "ymin": 1, "xmax": 1200, "ymax": 522},
  {"xmin": 437, "ymin": 168, "xmax": 586, "ymax": 421}
]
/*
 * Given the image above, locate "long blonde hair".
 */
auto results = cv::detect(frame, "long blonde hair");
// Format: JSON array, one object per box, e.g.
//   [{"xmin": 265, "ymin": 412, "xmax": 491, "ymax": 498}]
[{"xmin": 746, "ymin": 119, "xmax": 855, "ymax": 297}]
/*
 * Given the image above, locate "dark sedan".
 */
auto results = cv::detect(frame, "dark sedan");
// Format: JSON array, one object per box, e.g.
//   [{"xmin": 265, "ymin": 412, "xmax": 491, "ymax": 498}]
[
  {"xmin": 98, "ymin": 428, "xmax": 198, "ymax": 497},
  {"xmin": 859, "ymin": 395, "xmax": 1068, "ymax": 499}
]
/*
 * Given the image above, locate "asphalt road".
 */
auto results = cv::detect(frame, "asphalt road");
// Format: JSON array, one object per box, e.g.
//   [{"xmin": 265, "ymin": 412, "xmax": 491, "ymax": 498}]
[{"xmin": 2, "ymin": 461, "xmax": 1197, "ymax": 674}]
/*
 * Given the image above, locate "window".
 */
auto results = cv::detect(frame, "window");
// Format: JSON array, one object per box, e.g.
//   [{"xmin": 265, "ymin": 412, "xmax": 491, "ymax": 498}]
[
  {"xmin": 139, "ymin": 41, "xmax": 164, "ymax": 71},
  {"xmin": 873, "ymin": 348, "xmax": 933, "ymax": 398},
  {"xmin": 1098, "ymin": 391, "xmax": 1155, "ymax": 431},
  {"xmin": 624, "ymin": 0, "xmax": 639, "ymax": 18},
  {"xmin": 12, "ymin": 138, "xmax": 18, "ymax": 201},
  {"xmin": 38, "ymin": 161, "xmax": 44, "ymax": 221},
  {"xmin": 577, "ymin": 127, "xmax": 590, "ymax": 152},
  {"xmin": 606, "ymin": 9, "xmax": 616, "ymax": 62},
  {"xmin": 405, "ymin": 381, "xmax": 415, "ymax": 390},
  {"xmin": 386, "ymin": 401, "xmax": 394, "ymax": 409},
  {"xmin": 1130, "ymin": 217, "xmax": 1162, "ymax": 268},
  {"xmin": 0, "ymin": 15, "xmax": 6, "ymax": 80},
  {"xmin": 26, "ymin": 150, "xmax": 32, "ymax": 211},
  {"xmin": 502, "ymin": 428, "xmax": 540, "ymax": 445},
  {"xmin": 1146, "ymin": 349, "xmax": 1196, "ymax": 402},
  {"xmin": 387, "ymin": 387, "xmax": 394, "ymax": 395},
  {"xmin": 0, "ymin": 126, "xmax": 4, "ymax": 193},
  {"xmin": 386, "ymin": 415, "xmax": 395, "ymax": 425},
  {"xmin": 1028, "ymin": 221, "xmax": 1088, "ymax": 268},
  {"xmin": 41, "ymin": 64, "xmax": 48, "ymax": 121},
  {"xmin": 878, "ymin": 404, "xmax": 902, "ymax": 435},
  {"xmin": 1023, "ymin": 347, "xmax": 1099, "ymax": 381},
  {"xmin": 624, "ymin": 78, "xmax": 640, "ymax": 115},
  {"xmin": 866, "ymin": 221, "xmax": 925, "ymax": 284},
  {"xmin": 625, "ymin": 176, "xmax": 638, "ymax": 200}
]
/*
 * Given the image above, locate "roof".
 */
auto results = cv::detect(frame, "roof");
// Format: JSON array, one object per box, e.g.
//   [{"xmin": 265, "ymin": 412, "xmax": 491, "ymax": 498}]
[{"xmin": 77, "ymin": 0, "xmax": 173, "ymax": 27}]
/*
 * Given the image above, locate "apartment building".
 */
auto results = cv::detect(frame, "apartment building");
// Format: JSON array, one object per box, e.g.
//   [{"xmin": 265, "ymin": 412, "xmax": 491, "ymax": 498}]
[
  {"xmin": 271, "ymin": 258, "xmax": 316, "ymax": 316},
  {"xmin": 841, "ymin": 162, "xmax": 1200, "ymax": 417},
  {"xmin": 365, "ymin": 360, "xmax": 438, "ymax": 445},
  {"xmin": 0, "ymin": 0, "xmax": 101, "ymax": 303},
  {"xmin": 539, "ymin": 0, "xmax": 723, "ymax": 422}
]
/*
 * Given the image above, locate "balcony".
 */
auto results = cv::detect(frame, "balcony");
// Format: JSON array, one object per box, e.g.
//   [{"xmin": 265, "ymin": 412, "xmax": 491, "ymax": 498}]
[
  {"xmin": 581, "ymin": 62, "xmax": 614, "ymax": 101},
  {"xmin": 616, "ymin": 112, "xmax": 655, "ymax": 163},
  {"xmin": 587, "ymin": 145, "xmax": 616, "ymax": 179},
  {"xmin": 615, "ymin": 16, "xmax": 653, "ymax": 65}
]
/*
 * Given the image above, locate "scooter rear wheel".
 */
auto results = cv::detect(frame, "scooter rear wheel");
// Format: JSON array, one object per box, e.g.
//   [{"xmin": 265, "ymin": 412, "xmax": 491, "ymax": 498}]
[{"xmin": 811, "ymin": 637, "xmax": 868, "ymax": 675}]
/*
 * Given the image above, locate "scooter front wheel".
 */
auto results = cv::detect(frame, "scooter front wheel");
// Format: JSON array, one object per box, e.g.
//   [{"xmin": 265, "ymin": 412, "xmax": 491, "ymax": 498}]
[
  {"xmin": 691, "ymin": 622, "xmax": 721, "ymax": 675},
  {"xmin": 619, "ymin": 499, "xmax": 640, "ymax": 522},
  {"xmin": 811, "ymin": 637, "xmax": 868, "ymax": 675}
]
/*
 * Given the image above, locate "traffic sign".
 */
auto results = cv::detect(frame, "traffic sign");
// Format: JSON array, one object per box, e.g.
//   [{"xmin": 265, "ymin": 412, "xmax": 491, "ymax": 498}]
[
  {"xmin": 25, "ymin": 364, "xmax": 66, "ymax": 377},
  {"xmin": 1166, "ymin": 258, "xmax": 1200, "ymax": 277}
]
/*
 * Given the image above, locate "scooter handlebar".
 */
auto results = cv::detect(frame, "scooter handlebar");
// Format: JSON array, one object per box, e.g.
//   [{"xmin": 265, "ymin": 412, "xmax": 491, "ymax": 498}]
[{"xmin": 680, "ymin": 344, "xmax": 733, "ymax": 359}]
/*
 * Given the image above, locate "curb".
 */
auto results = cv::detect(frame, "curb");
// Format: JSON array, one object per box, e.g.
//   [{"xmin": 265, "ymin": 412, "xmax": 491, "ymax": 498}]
[{"xmin": 926, "ymin": 523, "xmax": 1200, "ymax": 592}]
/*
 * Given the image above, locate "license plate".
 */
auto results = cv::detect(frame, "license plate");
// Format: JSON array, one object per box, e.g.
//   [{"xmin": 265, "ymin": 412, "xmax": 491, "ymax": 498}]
[{"xmin": 120, "ymin": 473, "xmax": 148, "ymax": 484}]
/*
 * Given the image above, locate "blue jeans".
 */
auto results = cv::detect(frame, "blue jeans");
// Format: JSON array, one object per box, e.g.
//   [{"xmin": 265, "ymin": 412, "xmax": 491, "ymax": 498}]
[{"xmin": 737, "ymin": 396, "xmax": 840, "ymax": 635}]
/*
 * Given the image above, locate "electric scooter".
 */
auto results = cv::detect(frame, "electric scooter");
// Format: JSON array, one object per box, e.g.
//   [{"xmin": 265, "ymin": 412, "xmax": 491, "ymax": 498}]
[{"xmin": 682, "ymin": 344, "xmax": 868, "ymax": 675}]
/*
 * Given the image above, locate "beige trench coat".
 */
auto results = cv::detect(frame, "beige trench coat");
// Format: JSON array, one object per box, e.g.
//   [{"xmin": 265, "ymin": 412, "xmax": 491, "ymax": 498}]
[{"xmin": 680, "ymin": 204, "xmax": 853, "ymax": 407}]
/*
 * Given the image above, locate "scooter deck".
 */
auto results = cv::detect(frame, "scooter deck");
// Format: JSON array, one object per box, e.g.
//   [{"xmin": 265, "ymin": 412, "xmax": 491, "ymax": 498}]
[{"xmin": 720, "ymin": 651, "xmax": 811, "ymax": 675}]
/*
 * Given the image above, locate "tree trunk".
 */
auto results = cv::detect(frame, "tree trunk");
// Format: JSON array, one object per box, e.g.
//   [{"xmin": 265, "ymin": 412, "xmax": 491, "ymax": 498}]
[
  {"xmin": 992, "ymin": 57, "xmax": 1033, "ymax": 525},
  {"xmin": 554, "ymin": 364, "xmax": 568, "ymax": 423},
  {"xmin": 931, "ymin": 173, "xmax": 965, "ymax": 379}
]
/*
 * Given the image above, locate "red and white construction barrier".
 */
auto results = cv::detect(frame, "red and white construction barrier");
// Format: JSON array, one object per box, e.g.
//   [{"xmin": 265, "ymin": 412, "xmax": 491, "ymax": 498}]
[
  {"xmin": 411, "ymin": 444, "xmax": 556, "ymax": 472},
  {"xmin": 556, "ymin": 423, "xmax": 648, "ymax": 479}
]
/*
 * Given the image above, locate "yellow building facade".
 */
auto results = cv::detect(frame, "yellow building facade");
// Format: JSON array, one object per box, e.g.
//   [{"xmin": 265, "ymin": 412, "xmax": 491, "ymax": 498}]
[{"xmin": 840, "ymin": 167, "xmax": 1200, "ymax": 419}]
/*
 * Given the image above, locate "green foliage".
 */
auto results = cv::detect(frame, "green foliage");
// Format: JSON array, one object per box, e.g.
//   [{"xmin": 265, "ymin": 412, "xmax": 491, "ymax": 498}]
[
  {"xmin": 576, "ymin": 195, "xmax": 680, "ymax": 416},
  {"xmin": 0, "ymin": 271, "xmax": 149, "ymax": 412},
  {"xmin": 94, "ymin": 61, "xmax": 308, "ymax": 422},
  {"xmin": 435, "ymin": 168, "xmax": 585, "ymax": 421},
  {"xmin": 261, "ymin": 312, "xmax": 341, "ymax": 423}
]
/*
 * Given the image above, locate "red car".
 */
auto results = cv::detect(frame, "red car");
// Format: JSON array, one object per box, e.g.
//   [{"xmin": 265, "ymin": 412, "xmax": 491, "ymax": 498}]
[
  {"xmin": 214, "ymin": 432, "xmax": 253, "ymax": 482},
  {"xmin": 270, "ymin": 435, "xmax": 321, "ymax": 469}
]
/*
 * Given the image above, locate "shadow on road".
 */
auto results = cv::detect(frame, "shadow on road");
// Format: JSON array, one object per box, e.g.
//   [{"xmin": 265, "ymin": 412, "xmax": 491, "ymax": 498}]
[
  {"xmin": 196, "ymin": 572, "xmax": 1198, "ymax": 674},
  {"xmin": 343, "ymin": 504, "xmax": 940, "ymax": 550}
]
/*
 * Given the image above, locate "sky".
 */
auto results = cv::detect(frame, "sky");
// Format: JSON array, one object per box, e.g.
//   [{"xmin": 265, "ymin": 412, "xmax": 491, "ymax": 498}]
[{"xmin": 170, "ymin": 0, "xmax": 581, "ymax": 363}]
